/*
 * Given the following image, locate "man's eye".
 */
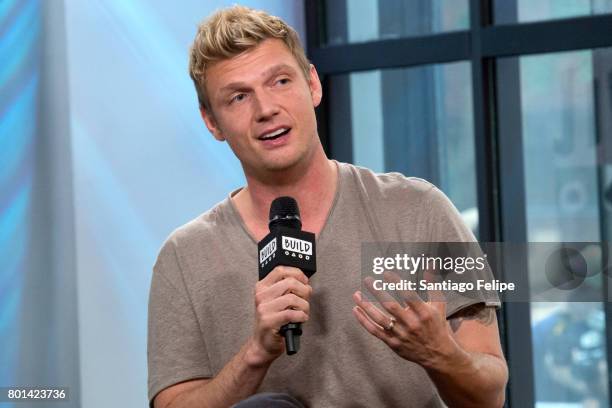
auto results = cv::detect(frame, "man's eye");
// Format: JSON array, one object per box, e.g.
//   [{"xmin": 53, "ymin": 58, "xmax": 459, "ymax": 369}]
[
  {"xmin": 276, "ymin": 78, "xmax": 290, "ymax": 86},
  {"xmin": 230, "ymin": 93, "xmax": 246, "ymax": 104}
]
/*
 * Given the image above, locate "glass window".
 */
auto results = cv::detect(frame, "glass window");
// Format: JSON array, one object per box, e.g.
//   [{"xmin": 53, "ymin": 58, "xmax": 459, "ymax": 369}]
[
  {"xmin": 324, "ymin": 0, "xmax": 469, "ymax": 46},
  {"xmin": 328, "ymin": 62, "xmax": 479, "ymax": 234},
  {"xmin": 495, "ymin": 0, "xmax": 612, "ymax": 24},
  {"xmin": 498, "ymin": 47, "xmax": 612, "ymax": 408}
]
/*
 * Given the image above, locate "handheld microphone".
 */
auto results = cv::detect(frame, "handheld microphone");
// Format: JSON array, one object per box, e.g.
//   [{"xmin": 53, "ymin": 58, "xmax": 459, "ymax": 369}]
[{"xmin": 257, "ymin": 197, "xmax": 316, "ymax": 355}]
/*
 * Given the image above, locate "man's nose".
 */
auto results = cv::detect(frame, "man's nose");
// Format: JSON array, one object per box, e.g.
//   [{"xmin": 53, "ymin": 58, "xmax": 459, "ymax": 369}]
[{"xmin": 254, "ymin": 90, "xmax": 280, "ymax": 122}]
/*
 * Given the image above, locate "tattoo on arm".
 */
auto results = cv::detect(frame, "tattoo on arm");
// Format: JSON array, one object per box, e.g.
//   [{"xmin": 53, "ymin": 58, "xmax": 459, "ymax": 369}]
[{"xmin": 449, "ymin": 303, "xmax": 496, "ymax": 333}]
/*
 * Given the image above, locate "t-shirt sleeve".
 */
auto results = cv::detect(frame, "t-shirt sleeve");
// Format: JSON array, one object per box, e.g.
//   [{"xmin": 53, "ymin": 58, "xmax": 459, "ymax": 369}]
[
  {"xmin": 424, "ymin": 186, "xmax": 502, "ymax": 317},
  {"xmin": 147, "ymin": 237, "xmax": 212, "ymax": 406}
]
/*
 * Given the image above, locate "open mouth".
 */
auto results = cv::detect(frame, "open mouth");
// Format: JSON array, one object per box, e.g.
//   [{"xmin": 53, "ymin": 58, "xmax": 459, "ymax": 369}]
[{"xmin": 259, "ymin": 128, "xmax": 291, "ymax": 141}]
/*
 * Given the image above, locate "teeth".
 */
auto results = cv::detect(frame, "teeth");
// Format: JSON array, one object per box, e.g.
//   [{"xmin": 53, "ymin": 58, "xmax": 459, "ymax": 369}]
[{"xmin": 261, "ymin": 128, "xmax": 288, "ymax": 139}]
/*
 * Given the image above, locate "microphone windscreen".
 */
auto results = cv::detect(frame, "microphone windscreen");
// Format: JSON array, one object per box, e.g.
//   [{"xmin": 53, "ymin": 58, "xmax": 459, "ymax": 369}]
[{"xmin": 269, "ymin": 196, "xmax": 300, "ymax": 220}]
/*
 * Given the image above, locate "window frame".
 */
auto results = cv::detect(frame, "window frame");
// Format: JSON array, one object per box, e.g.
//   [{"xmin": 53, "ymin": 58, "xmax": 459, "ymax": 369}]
[{"xmin": 305, "ymin": 1, "xmax": 612, "ymax": 406}]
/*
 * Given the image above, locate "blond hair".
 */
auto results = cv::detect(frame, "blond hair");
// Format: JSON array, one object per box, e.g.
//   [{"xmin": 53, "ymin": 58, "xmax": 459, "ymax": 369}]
[{"xmin": 189, "ymin": 5, "xmax": 310, "ymax": 112}]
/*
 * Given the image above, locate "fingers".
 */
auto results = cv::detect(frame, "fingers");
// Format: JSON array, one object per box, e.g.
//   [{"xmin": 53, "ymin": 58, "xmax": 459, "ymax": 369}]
[
  {"xmin": 378, "ymin": 272, "xmax": 428, "ymax": 317},
  {"xmin": 257, "ymin": 308, "xmax": 309, "ymax": 336},
  {"xmin": 257, "ymin": 294, "xmax": 310, "ymax": 330},
  {"xmin": 254, "ymin": 266, "xmax": 312, "ymax": 331},
  {"xmin": 420, "ymin": 268, "xmax": 447, "ymax": 303},
  {"xmin": 360, "ymin": 273, "xmax": 447, "ymax": 331},
  {"xmin": 352, "ymin": 291, "xmax": 387, "ymax": 329},
  {"xmin": 415, "ymin": 269, "xmax": 448, "ymax": 318},
  {"xmin": 260, "ymin": 265, "xmax": 309, "ymax": 286},
  {"xmin": 352, "ymin": 291, "xmax": 395, "ymax": 330},
  {"xmin": 256, "ymin": 276, "xmax": 312, "ymax": 305},
  {"xmin": 255, "ymin": 283, "xmax": 312, "ymax": 327},
  {"xmin": 352, "ymin": 305, "xmax": 392, "ymax": 342},
  {"xmin": 353, "ymin": 290, "xmax": 416, "ymax": 337},
  {"xmin": 354, "ymin": 266, "xmax": 456, "ymax": 363},
  {"xmin": 376, "ymin": 271, "xmax": 448, "ymax": 318},
  {"xmin": 256, "ymin": 265, "xmax": 311, "ymax": 305},
  {"xmin": 363, "ymin": 276, "xmax": 419, "ymax": 320},
  {"xmin": 260, "ymin": 308, "xmax": 310, "ymax": 330},
  {"xmin": 259, "ymin": 293, "xmax": 310, "ymax": 317}
]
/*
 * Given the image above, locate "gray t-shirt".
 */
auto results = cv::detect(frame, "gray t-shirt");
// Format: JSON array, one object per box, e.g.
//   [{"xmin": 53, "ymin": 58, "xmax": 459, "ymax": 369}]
[{"xmin": 148, "ymin": 161, "xmax": 499, "ymax": 407}]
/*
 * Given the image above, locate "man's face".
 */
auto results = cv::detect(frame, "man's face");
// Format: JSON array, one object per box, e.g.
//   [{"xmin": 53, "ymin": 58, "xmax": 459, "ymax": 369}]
[{"xmin": 201, "ymin": 39, "xmax": 322, "ymax": 175}]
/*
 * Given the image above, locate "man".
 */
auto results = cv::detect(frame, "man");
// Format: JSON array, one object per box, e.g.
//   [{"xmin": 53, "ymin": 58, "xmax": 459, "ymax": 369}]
[{"xmin": 148, "ymin": 5, "xmax": 508, "ymax": 408}]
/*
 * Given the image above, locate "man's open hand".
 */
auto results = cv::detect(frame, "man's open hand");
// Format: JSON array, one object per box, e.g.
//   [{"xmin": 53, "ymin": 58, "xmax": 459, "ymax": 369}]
[{"xmin": 351, "ymin": 272, "xmax": 459, "ymax": 368}]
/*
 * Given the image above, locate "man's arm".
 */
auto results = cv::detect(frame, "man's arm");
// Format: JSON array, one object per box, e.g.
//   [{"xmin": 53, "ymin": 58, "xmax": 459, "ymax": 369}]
[
  {"xmin": 352, "ymin": 278, "xmax": 507, "ymax": 408},
  {"xmin": 153, "ymin": 266, "xmax": 312, "ymax": 408},
  {"xmin": 154, "ymin": 337, "xmax": 273, "ymax": 408},
  {"xmin": 425, "ymin": 304, "xmax": 508, "ymax": 408}
]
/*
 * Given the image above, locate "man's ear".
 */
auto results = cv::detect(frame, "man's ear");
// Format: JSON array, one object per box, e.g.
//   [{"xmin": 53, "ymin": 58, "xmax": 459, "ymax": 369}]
[
  {"xmin": 308, "ymin": 64, "xmax": 323, "ymax": 108},
  {"xmin": 199, "ymin": 106, "xmax": 225, "ymax": 141}
]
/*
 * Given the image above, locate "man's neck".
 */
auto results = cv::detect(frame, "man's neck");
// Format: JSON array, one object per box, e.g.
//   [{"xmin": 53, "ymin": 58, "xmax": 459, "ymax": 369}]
[{"xmin": 233, "ymin": 148, "xmax": 338, "ymax": 241}]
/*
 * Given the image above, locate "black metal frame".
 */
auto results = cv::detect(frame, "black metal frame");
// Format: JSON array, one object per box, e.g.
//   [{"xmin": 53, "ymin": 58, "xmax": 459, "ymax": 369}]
[
  {"xmin": 308, "ymin": 13, "xmax": 612, "ymax": 75},
  {"xmin": 305, "ymin": 1, "xmax": 612, "ymax": 407}
]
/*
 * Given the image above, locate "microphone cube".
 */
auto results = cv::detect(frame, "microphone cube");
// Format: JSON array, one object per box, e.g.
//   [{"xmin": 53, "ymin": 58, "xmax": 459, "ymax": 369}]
[{"xmin": 258, "ymin": 226, "xmax": 317, "ymax": 280}]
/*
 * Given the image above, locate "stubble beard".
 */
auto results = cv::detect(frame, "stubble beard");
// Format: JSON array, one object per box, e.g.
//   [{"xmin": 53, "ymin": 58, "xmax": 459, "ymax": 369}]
[{"xmin": 248, "ymin": 135, "xmax": 317, "ymax": 181}]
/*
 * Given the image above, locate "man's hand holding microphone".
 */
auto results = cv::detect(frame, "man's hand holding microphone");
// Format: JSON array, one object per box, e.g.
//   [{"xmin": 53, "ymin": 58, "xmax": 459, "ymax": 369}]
[
  {"xmin": 155, "ymin": 197, "xmax": 316, "ymax": 408},
  {"xmin": 246, "ymin": 266, "xmax": 312, "ymax": 366}
]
